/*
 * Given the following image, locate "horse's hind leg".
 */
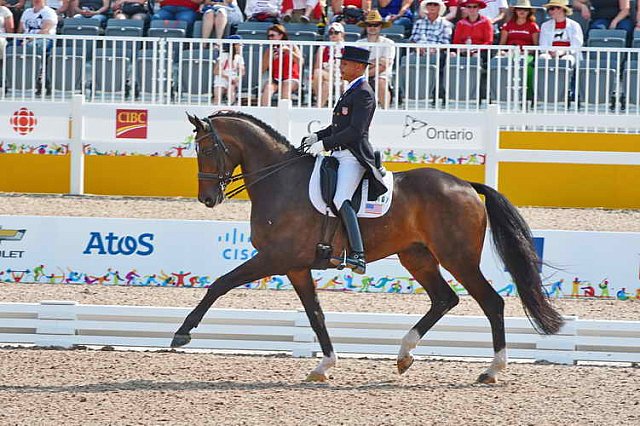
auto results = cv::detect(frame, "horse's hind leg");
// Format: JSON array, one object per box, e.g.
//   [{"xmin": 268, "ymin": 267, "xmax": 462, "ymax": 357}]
[
  {"xmin": 396, "ymin": 245, "xmax": 460, "ymax": 375},
  {"xmin": 447, "ymin": 265, "xmax": 506, "ymax": 384}
]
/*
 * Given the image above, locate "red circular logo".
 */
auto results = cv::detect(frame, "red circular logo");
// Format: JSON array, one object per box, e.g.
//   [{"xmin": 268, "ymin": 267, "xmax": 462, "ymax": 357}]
[{"xmin": 10, "ymin": 108, "xmax": 38, "ymax": 135}]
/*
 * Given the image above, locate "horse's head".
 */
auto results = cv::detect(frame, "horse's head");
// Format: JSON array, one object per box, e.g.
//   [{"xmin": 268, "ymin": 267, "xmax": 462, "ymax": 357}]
[{"xmin": 188, "ymin": 113, "xmax": 239, "ymax": 208}]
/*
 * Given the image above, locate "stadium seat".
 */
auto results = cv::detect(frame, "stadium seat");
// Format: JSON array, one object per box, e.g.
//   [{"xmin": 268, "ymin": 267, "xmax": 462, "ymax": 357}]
[
  {"xmin": 446, "ymin": 57, "xmax": 484, "ymax": 102},
  {"xmin": 179, "ymin": 57, "xmax": 215, "ymax": 97},
  {"xmin": 621, "ymin": 60, "xmax": 638, "ymax": 106},
  {"xmin": 398, "ymin": 54, "xmax": 438, "ymax": 102},
  {"xmin": 235, "ymin": 21, "xmax": 272, "ymax": 34},
  {"xmin": 46, "ymin": 55, "xmax": 85, "ymax": 94},
  {"xmin": 4, "ymin": 53, "xmax": 42, "ymax": 91},
  {"xmin": 288, "ymin": 30, "xmax": 318, "ymax": 42},
  {"xmin": 380, "ymin": 24, "xmax": 405, "ymax": 42},
  {"xmin": 587, "ymin": 29, "xmax": 627, "ymax": 48},
  {"xmin": 105, "ymin": 18, "xmax": 144, "ymax": 37},
  {"xmin": 148, "ymin": 20, "xmax": 188, "ymax": 38},
  {"xmin": 576, "ymin": 61, "xmax": 618, "ymax": 105},
  {"xmin": 533, "ymin": 57, "xmax": 574, "ymax": 104},
  {"xmin": 91, "ymin": 48, "xmax": 132, "ymax": 97},
  {"xmin": 488, "ymin": 56, "xmax": 515, "ymax": 103}
]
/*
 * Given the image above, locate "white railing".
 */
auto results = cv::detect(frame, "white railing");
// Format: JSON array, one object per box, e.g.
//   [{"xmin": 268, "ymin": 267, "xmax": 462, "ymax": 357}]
[
  {"xmin": 1, "ymin": 34, "xmax": 639, "ymax": 114},
  {"xmin": 1, "ymin": 301, "xmax": 639, "ymax": 365}
]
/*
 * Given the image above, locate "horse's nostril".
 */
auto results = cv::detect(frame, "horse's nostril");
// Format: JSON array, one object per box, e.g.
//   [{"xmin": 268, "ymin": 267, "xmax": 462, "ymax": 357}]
[{"xmin": 205, "ymin": 198, "xmax": 215, "ymax": 208}]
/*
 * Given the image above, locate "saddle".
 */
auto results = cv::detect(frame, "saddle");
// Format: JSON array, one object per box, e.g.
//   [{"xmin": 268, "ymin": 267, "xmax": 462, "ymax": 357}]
[{"xmin": 310, "ymin": 153, "xmax": 393, "ymax": 219}]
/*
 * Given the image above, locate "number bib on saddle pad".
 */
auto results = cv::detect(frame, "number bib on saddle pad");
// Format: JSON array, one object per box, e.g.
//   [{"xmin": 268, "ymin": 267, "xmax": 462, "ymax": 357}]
[{"xmin": 308, "ymin": 156, "xmax": 394, "ymax": 218}]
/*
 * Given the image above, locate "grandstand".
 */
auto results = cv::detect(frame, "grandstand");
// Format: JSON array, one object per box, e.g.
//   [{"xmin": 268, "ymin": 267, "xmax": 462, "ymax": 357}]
[{"xmin": 1, "ymin": 11, "xmax": 639, "ymax": 114}]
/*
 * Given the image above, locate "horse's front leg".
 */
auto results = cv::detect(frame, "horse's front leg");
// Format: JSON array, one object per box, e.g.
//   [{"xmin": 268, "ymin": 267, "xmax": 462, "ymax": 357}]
[
  {"xmin": 287, "ymin": 269, "xmax": 336, "ymax": 382},
  {"xmin": 171, "ymin": 252, "xmax": 280, "ymax": 347}
]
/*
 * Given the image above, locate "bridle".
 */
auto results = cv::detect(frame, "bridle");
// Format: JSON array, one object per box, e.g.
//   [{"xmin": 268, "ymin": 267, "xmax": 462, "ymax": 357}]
[{"xmin": 194, "ymin": 116, "xmax": 308, "ymax": 200}]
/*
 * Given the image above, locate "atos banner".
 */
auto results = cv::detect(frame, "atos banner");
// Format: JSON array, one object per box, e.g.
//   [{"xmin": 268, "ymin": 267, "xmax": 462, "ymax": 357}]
[{"xmin": 0, "ymin": 215, "xmax": 639, "ymax": 300}]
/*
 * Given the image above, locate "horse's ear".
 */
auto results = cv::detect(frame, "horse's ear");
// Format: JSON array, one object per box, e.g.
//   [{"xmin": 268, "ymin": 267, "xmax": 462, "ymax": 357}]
[{"xmin": 186, "ymin": 113, "xmax": 205, "ymax": 132}]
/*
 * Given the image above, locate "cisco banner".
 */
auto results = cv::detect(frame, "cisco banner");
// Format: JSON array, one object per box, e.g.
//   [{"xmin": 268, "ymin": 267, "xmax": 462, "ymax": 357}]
[{"xmin": 0, "ymin": 216, "xmax": 638, "ymax": 300}]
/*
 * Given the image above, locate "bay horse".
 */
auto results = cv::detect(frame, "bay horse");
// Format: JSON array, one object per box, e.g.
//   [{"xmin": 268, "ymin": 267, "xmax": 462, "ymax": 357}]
[{"xmin": 171, "ymin": 110, "xmax": 564, "ymax": 384}]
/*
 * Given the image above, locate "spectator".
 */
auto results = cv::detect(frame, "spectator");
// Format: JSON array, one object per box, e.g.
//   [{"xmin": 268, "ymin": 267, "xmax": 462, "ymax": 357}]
[
  {"xmin": 410, "ymin": 0, "xmax": 452, "ymax": 48},
  {"xmin": 200, "ymin": 0, "xmax": 243, "ymax": 39},
  {"xmin": 5, "ymin": 0, "xmax": 24, "ymax": 32},
  {"xmin": 498, "ymin": 0, "xmax": 540, "ymax": 98},
  {"xmin": 261, "ymin": 24, "xmax": 303, "ymax": 105},
  {"xmin": 377, "ymin": 0, "xmax": 413, "ymax": 35},
  {"xmin": 539, "ymin": 0, "xmax": 583, "ymax": 65},
  {"xmin": 452, "ymin": 0, "xmax": 493, "ymax": 55},
  {"xmin": 574, "ymin": 0, "xmax": 633, "ymax": 43},
  {"xmin": 0, "ymin": 0, "xmax": 14, "ymax": 56},
  {"xmin": 281, "ymin": 0, "xmax": 319, "ymax": 23},
  {"xmin": 19, "ymin": 0, "xmax": 57, "ymax": 49},
  {"xmin": 443, "ymin": 0, "xmax": 457, "ymax": 21},
  {"xmin": 152, "ymin": 0, "xmax": 202, "ymax": 29},
  {"xmin": 498, "ymin": 0, "xmax": 539, "ymax": 48},
  {"xmin": 356, "ymin": 9, "xmax": 396, "ymax": 108},
  {"xmin": 331, "ymin": 0, "xmax": 370, "ymax": 23},
  {"xmin": 245, "ymin": 0, "xmax": 280, "ymax": 22},
  {"xmin": 48, "ymin": 0, "xmax": 71, "ymax": 19},
  {"xmin": 312, "ymin": 21, "xmax": 346, "ymax": 107},
  {"xmin": 112, "ymin": 0, "xmax": 149, "ymax": 20},
  {"xmin": 479, "ymin": 0, "xmax": 507, "ymax": 29},
  {"xmin": 71, "ymin": 0, "xmax": 110, "ymax": 26},
  {"xmin": 213, "ymin": 35, "xmax": 245, "ymax": 104}
]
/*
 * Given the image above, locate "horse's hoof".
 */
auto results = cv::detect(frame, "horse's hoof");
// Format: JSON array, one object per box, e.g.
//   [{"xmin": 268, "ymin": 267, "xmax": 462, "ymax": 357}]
[
  {"xmin": 171, "ymin": 334, "xmax": 192, "ymax": 348},
  {"xmin": 397, "ymin": 355, "xmax": 414, "ymax": 375},
  {"xmin": 477, "ymin": 373, "xmax": 497, "ymax": 384},
  {"xmin": 305, "ymin": 371, "xmax": 328, "ymax": 382}
]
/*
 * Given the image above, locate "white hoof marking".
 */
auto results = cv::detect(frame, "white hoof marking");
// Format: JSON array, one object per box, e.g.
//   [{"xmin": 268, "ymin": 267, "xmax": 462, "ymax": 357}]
[
  {"xmin": 482, "ymin": 349, "xmax": 508, "ymax": 380},
  {"xmin": 398, "ymin": 329, "xmax": 420, "ymax": 360},
  {"xmin": 311, "ymin": 352, "xmax": 337, "ymax": 376}
]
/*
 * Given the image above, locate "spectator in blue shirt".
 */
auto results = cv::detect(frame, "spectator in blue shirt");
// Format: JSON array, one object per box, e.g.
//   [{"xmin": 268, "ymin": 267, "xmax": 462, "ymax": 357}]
[{"xmin": 377, "ymin": 0, "xmax": 413, "ymax": 35}]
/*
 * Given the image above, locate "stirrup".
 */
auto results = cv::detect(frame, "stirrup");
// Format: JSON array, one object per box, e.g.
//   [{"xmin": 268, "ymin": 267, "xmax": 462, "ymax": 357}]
[
  {"xmin": 329, "ymin": 251, "xmax": 346, "ymax": 270},
  {"xmin": 346, "ymin": 252, "xmax": 366, "ymax": 275}
]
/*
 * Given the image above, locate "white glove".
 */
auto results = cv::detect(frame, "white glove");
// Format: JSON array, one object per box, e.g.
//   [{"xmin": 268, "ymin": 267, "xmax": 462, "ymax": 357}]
[
  {"xmin": 302, "ymin": 133, "xmax": 318, "ymax": 148},
  {"xmin": 308, "ymin": 141, "xmax": 325, "ymax": 156}
]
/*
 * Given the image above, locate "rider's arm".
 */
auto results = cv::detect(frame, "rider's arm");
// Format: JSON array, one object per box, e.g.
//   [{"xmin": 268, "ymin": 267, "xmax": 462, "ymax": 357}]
[{"xmin": 320, "ymin": 89, "xmax": 375, "ymax": 150}]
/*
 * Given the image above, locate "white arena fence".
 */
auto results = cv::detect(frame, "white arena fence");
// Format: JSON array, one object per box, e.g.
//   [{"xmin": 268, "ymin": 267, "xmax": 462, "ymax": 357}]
[
  {"xmin": 1, "ymin": 33, "xmax": 639, "ymax": 115},
  {"xmin": 1, "ymin": 301, "xmax": 639, "ymax": 365}
]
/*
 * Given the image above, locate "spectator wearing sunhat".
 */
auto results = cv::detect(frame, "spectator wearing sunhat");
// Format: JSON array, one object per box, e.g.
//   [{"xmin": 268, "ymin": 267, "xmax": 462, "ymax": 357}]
[
  {"xmin": 498, "ymin": 0, "xmax": 540, "ymax": 49},
  {"xmin": 538, "ymin": 0, "xmax": 583, "ymax": 66},
  {"xmin": 410, "ymin": 0, "xmax": 452, "ymax": 48},
  {"xmin": 313, "ymin": 22, "xmax": 347, "ymax": 107},
  {"xmin": 356, "ymin": 9, "xmax": 395, "ymax": 108},
  {"xmin": 452, "ymin": 0, "xmax": 494, "ymax": 54}
]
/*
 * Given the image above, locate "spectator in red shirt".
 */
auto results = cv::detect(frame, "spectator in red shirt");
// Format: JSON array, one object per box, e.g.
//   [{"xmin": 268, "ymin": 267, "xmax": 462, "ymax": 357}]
[
  {"xmin": 498, "ymin": 0, "xmax": 539, "ymax": 49},
  {"xmin": 451, "ymin": 0, "xmax": 493, "ymax": 56},
  {"xmin": 261, "ymin": 24, "xmax": 303, "ymax": 106}
]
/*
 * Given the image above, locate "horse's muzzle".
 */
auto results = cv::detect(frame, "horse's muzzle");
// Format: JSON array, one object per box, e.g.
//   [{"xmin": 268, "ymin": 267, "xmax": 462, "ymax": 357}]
[{"xmin": 198, "ymin": 195, "xmax": 216, "ymax": 208}]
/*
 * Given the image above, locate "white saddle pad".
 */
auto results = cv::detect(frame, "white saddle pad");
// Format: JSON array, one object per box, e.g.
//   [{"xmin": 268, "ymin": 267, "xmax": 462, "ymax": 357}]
[{"xmin": 309, "ymin": 156, "xmax": 394, "ymax": 218}]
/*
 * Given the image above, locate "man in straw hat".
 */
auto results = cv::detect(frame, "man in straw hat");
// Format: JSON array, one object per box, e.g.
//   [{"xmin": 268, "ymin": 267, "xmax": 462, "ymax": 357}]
[
  {"xmin": 301, "ymin": 46, "xmax": 388, "ymax": 275},
  {"xmin": 356, "ymin": 9, "xmax": 396, "ymax": 108},
  {"xmin": 538, "ymin": 0, "xmax": 583, "ymax": 65}
]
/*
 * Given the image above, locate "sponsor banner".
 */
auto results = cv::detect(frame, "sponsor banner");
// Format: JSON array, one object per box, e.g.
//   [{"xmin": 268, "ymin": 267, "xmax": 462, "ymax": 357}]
[
  {"xmin": 0, "ymin": 101, "xmax": 71, "ymax": 143},
  {"xmin": 1, "ymin": 216, "xmax": 638, "ymax": 300},
  {"xmin": 115, "ymin": 109, "xmax": 148, "ymax": 139}
]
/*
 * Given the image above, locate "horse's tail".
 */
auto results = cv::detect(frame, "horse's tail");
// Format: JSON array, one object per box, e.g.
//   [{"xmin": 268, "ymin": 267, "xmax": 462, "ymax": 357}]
[{"xmin": 469, "ymin": 182, "xmax": 564, "ymax": 335}]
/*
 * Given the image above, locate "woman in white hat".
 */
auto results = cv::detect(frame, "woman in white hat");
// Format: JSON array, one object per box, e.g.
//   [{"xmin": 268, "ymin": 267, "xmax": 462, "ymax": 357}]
[{"xmin": 538, "ymin": 0, "xmax": 583, "ymax": 65}]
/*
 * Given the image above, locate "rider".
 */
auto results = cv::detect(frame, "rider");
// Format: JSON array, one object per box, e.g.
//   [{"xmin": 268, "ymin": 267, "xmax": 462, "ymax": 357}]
[{"xmin": 302, "ymin": 45, "xmax": 387, "ymax": 275}]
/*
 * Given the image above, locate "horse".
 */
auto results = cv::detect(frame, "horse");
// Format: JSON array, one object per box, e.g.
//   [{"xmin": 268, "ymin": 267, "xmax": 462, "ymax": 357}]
[{"xmin": 171, "ymin": 110, "xmax": 564, "ymax": 384}]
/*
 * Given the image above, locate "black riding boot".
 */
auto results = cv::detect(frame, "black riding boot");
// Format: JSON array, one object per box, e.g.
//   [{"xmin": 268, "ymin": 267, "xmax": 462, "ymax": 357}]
[{"xmin": 338, "ymin": 201, "xmax": 366, "ymax": 275}]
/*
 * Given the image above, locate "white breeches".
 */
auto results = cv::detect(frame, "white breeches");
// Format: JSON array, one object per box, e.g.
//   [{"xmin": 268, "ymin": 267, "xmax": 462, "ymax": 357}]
[{"xmin": 332, "ymin": 149, "xmax": 365, "ymax": 210}]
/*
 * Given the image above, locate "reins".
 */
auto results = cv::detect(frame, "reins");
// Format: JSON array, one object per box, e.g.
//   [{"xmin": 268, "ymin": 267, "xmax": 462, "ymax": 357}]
[{"xmin": 195, "ymin": 117, "xmax": 308, "ymax": 200}]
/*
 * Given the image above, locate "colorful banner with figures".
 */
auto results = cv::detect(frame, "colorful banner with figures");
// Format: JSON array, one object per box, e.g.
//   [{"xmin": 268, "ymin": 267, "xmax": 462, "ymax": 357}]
[{"xmin": 0, "ymin": 216, "xmax": 639, "ymax": 301}]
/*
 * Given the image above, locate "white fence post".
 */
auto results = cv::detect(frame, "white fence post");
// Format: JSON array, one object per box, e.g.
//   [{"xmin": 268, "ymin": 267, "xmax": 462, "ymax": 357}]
[
  {"xmin": 483, "ymin": 104, "xmax": 500, "ymax": 189},
  {"xmin": 276, "ymin": 98, "xmax": 292, "ymax": 139},
  {"xmin": 35, "ymin": 300, "xmax": 78, "ymax": 348},
  {"xmin": 69, "ymin": 95, "xmax": 85, "ymax": 195},
  {"xmin": 535, "ymin": 316, "xmax": 577, "ymax": 365},
  {"xmin": 292, "ymin": 309, "xmax": 315, "ymax": 358}
]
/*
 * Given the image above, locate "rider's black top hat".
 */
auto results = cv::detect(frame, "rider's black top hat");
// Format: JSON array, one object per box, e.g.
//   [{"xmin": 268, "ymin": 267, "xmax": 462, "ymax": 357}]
[{"xmin": 339, "ymin": 46, "xmax": 371, "ymax": 65}]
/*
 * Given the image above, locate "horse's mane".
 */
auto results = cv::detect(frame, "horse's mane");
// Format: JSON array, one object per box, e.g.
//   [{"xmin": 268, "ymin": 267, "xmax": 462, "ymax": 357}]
[{"xmin": 209, "ymin": 110, "xmax": 299, "ymax": 154}]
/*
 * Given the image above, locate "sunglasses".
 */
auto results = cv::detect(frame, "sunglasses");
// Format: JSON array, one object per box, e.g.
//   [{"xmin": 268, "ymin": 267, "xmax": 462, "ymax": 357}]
[
  {"xmin": 328, "ymin": 30, "xmax": 341, "ymax": 34},
  {"xmin": 548, "ymin": 6, "xmax": 562, "ymax": 10},
  {"xmin": 466, "ymin": 5, "xmax": 480, "ymax": 8},
  {"xmin": 366, "ymin": 23, "xmax": 382, "ymax": 27}
]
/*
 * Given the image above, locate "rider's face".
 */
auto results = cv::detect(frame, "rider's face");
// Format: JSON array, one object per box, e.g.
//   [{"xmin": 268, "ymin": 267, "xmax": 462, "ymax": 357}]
[{"xmin": 340, "ymin": 60, "xmax": 367, "ymax": 82}]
